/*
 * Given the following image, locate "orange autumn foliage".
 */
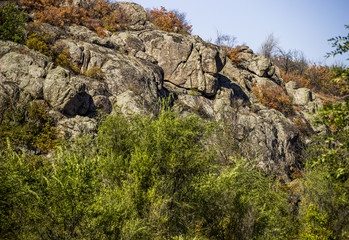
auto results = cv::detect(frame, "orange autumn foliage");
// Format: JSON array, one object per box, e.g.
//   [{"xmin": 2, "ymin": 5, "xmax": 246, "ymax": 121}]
[
  {"xmin": 34, "ymin": 5, "xmax": 89, "ymax": 27},
  {"xmin": 252, "ymin": 84, "xmax": 295, "ymax": 117},
  {"xmin": 148, "ymin": 6, "xmax": 192, "ymax": 34},
  {"xmin": 226, "ymin": 46, "xmax": 242, "ymax": 66},
  {"xmin": 20, "ymin": 0, "xmax": 131, "ymax": 37},
  {"xmin": 305, "ymin": 64, "xmax": 347, "ymax": 96}
]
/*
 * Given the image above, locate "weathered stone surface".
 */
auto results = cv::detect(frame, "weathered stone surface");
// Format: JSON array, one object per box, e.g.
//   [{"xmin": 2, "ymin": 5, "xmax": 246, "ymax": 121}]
[
  {"xmin": 0, "ymin": 8, "xmax": 321, "ymax": 178},
  {"xmin": 238, "ymin": 46, "xmax": 283, "ymax": 86},
  {"xmin": 174, "ymin": 94, "xmax": 215, "ymax": 118},
  {"xmin": 293, "ymin": 88, "xmax": 312, "ymax": 106},
  {"xmin": 57, "ymin": 115, "xmax": 98, "ymax": 138},
  {"xmin": 0, "ymin": 43, "xmax": 52, "ymax": 99},
  {"xmin": 65, "ymin": 25, "xmax": 116, "ymax": 50},
  {"xmin": 58, "ymin": 37, "xmax": 164, "ymax": 112},
  {"xmin": 43, "ymin": 67, "xmax": 94, "ymax": 116},
  {"xmin": 109, "ymin": 32, "xmax": 145, "ymax": 54},
  {"xmin": 138, "ymin": 31, "xmax": 225, "ymax": 96},
  {"xmin": 111, "ymin": 2, "xmax": 153, "ymax": 31},
  {"xmin": 286, "ymin": 81, "xmax": 313, "ymax": 106}
]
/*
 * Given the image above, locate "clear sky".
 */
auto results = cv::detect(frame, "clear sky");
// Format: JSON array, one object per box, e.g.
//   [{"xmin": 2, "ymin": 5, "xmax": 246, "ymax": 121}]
[{"xmin": 130, "ymin": 0, "xmax": 349, "ymax": 66}]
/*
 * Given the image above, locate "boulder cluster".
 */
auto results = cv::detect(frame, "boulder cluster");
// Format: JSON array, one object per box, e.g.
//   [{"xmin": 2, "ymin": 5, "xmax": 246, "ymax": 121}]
[{"xmin": 0, "ymin": 2, "xmax": 325, "ymax": 177}]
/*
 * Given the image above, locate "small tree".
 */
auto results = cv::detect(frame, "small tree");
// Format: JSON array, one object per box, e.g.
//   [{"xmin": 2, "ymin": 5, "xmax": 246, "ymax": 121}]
[
  {"xmin": 258, "ymin": 33, "xmax": 279, "ymax": 59},
  {"xmin": 214, "ymin": 31, "xmax": 237, "ymax": 49}
]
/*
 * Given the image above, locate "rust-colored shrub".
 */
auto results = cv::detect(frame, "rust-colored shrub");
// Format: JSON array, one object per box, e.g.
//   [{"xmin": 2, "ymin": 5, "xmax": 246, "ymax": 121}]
[
  {"xmin": 147, "ymin": 6, "xmax": 192, "ymax": 34},
  {"xmin": 102, "ymin": 9, "xmax": 130, "ymax": 32},
  {"xmin": 281, "ymin": 69, "xmax": 310, "ymax": 89},
  {"xmin": 20, "ymin": 0, "xmax": 68, "ymax": 11},
  {"xmin": 306, "ymin": 64, "xmax": 347, "ymax": 96},
  {"xmin": 34, "ymin": 5, "xmax": 88, "ymax": 27},
  {"xmin": 226, "ymin": 46, "xmax": 242, "ymax": 66},
  {"xmin": 88, "ymin": 0, "xmax": 111, "ymax": 19},
  {"xmin": 252, "ymin": 84, "xmax": 295, "ymax": 116},
  {"xmin": 21, "ymin": 0, "xmax": 131, "ymax": 37}
]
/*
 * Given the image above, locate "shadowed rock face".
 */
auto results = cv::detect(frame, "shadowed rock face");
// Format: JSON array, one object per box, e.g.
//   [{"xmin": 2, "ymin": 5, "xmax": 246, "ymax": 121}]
[{"xmin": 0, "ymin": 2, "xmax": 324, "ymax": 178}]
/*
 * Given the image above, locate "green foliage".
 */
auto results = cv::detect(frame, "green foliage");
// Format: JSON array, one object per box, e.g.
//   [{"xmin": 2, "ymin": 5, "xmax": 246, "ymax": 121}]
[
  {"xmin": 303, "ymin": 97, "xmax": 349, "ymax": 239},
  {"xmin": 327, "ymin": 25, "xmax": 349, "ymax": 60},
  {"xmin": 0, "ymin": 106, "xmax": 296, "ymax": 239},
  {"xmin": 300, "ymin": 203, "xmax": 334, "ymax": 240},
  {"xmin": 0, "ymin": 100, "xmax": 58, "ymax": 154},
  {"xmin": 25, "ymin": 33, "xmax": 51, "ymax": 56},
  {"xmin": 192, "ymin": 159, "xmax": 294, "ymax": 240},
  {"xmin": 25, "ymin": 32, "xmax": 80, "ymax": 72},
  {"xmin": 0, "ymin": 2, "xmax": 26, "ymax": 43}
]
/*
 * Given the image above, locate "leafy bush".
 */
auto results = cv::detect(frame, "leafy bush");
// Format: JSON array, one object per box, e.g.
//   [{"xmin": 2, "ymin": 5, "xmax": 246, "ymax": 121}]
[
  {"xmin": 302, "ymin": 97, "xmax": 349, "ymax": 239},
  {"xmin": 35, "ymin": 5, "xmax": 89, "ymax": 27},
  {"xmin": 305, "ymin": 64, "xmax": 346, "ymax": 96},
  {"xmin": 0, "ymin": 100, "xmax": 58, "ymax": 153},
  {"xmin": 0, "ymin": 2, "xmax": 26, "ymax": 43},
  {"xmin": 25, "ymin": 33, "xmax": 51, "ymax": 56},
  {"xmin": 0, "ymin": 105, "xmax": 297, "ymax": 239},
  {"xmin": 252, "ymin": 84, "xmax": 295, "ymax": 116},
  {"xmin": 147, "ymin": 6, "xmax": 192, "ymax": 34},
  {"xmin": 25, "ymin": 33, "xmax": 80, "ymax": 72},
  {"xmin": 300, "ymin": 203, "xmax": 335, "ymax": 240}
]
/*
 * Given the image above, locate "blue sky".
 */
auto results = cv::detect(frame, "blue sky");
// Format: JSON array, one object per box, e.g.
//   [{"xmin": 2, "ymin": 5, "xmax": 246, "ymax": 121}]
[{"xmin": 130, "ymin": 0, "xmax": 349, "ymax": 66}]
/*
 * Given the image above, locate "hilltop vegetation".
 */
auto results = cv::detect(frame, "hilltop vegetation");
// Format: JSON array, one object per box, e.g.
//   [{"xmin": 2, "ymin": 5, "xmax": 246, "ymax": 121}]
[{"xmin": 0, "ymin": 1, "xmax": 348, "ymax": 239}]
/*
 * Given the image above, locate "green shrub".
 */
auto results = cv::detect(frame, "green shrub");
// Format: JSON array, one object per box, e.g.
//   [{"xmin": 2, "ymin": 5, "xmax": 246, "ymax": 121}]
[
  {"xmin": 0, "ymin": 100, "xmax": 58, "ymax": 153},
  {"xmin": 25, "ymin": 32, "xmax": 80, "ymax": 72},
  {"xmin": 0, "ymin": 2, "xmax": 26, "ymax": 43},
  {"xmin": 0, "ymin": 106, "xmax": 297, "ymax": 239},
  {"xmin": 25, "ymin": 33, "xmax": 51, "ymax": 56}
]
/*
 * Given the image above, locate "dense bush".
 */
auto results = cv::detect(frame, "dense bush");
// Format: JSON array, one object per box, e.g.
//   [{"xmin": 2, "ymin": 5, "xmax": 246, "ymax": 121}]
[
  {"xmin": 281, "ymin": 70, "xmax": 310, "ymax": 89},
  {"xmin": 25, "ymin": 33, "xmax": 51, "ymax": 56},
  {"xmin": 0, "ymin": 100, "xmax": 58, "ymax": 153},
  {"xmin": 147, "ymin": 6, "xmax": 192, "ymax": 34},
  {"xmin": 19, "ymin": 0, "xmax": 130, "ymax": 37},
  {"xmin": 0, "ymin": 106, "xmax": 297, "ymax": 239},
  {"xmin": 302, "ymin": 98, "xmax": 349, "ymax": 239},
  {"xmin": 0, "ymin": 2, "xmax": 26, "ymax": 43}
]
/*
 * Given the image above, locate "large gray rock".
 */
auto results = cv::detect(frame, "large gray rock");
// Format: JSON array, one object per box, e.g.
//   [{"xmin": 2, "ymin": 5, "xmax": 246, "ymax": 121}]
[
  {"xmin": 56, "ymin": 36, "xmax": 164, "ymax": 115},
  {"xmin": 138, "ymin": 31, "xmax": 225, "ymax": 96},
  {"xmin": 286, "ymin": 81, "xmax": 313, "ymax": 106},
  {"xmin": 0, "ymin": 42, "xmax": 52, "ymax": 99},
  {"xmin": 238, "ymin": 46, "xmax": 283, "ymax": 86},
  {"xmin": 57, "ymin": 115, "xmax": 98, "ymax": 138},
  {"xmin": 110, "ymin": 2, "xmax": 153, "ymax": 31},
  {"xmin": 43, "ymin": 67, "xmax": 94, "ymax": 116}
]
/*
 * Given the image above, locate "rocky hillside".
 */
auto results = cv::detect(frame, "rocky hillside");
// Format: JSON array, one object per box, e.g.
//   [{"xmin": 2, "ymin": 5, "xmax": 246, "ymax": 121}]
[{"xmin": 0, "ymin": 1, "xmax": 326, "ymax": 178}]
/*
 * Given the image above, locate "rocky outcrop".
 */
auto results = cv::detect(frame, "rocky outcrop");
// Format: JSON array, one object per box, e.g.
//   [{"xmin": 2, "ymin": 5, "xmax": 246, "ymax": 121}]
[
  {"xmin": 0, "ymin": 2, "xmax": 324, "ymax": 177},
  {"xmin": 138, "ymin": 31, "xmax": 225, "ymax": 97}
]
